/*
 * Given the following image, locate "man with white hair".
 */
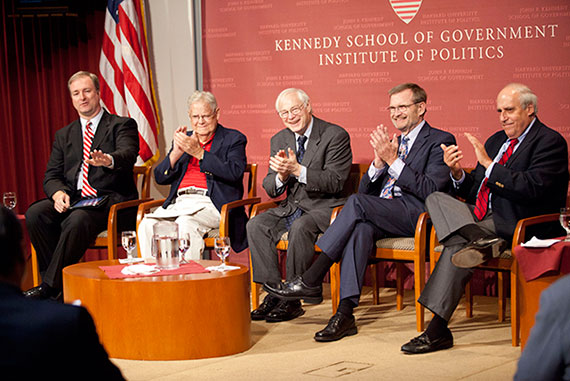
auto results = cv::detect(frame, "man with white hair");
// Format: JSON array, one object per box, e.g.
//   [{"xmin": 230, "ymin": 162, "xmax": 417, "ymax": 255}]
[{"xmin": 247, "ymin": 88, "xmax": 352, "ymax": 322}]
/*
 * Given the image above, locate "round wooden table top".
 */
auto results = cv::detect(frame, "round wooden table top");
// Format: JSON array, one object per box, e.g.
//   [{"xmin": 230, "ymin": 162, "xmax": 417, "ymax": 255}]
[{"xmin": 63, "ymin": 259, "xmax": 251, "ymax": 360}]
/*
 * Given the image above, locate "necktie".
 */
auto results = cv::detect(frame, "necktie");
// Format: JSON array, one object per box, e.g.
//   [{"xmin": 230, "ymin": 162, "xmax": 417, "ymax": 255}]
[
  {"xmin": 473, "ymin": 138, "xmax": 519, "ymax": 220},
  {"xmin": 285, "ymin": 135, "xmax": 309, "ymax": 230},
  {"xmin": 81, "ymin": 122, "xmax": 97, "ymax": 198},
  {"xmin": 379, "ymin": 136, "xmax": 410, "ymax": 199},
  {"xmin": 297, "ymin": 135, "xmax": 308, "ymax": 163}
]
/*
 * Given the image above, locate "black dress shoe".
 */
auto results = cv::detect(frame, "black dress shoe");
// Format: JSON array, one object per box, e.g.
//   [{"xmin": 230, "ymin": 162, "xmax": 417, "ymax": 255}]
[
  {"xmin": 265, "ymin": 300, "xmax": 304, "ymax": 322},
  {"xmin": 263, "ymin": 275, "xmax": 323, "ymax": 304},
  {"xmin": 23, "ymin": 284, "xmax": 58, "ymax": 300},
  {"xmin": 314, "ymin": 312, "xmax": 357, "ymax": 342},
  {"xmin": 401, "ymin": 330, "xmax": 454, "ymax": 354},
  {"xmin": 251, "ymin": 294, "xmax": 280, "ymax": 321},
  {"xmin": 451, "ymin": 237, "xmax": 508, "ymax": 268}
]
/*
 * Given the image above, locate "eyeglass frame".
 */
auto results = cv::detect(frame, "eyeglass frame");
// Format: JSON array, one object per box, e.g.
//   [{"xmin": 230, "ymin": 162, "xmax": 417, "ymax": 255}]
[
  {"xmin": 277, "ymin": 103, "xmax": 306, "ymax": 119},
  {"xmin": 190, "ymin": 109, "xmax": 218, "ymax": 122},
  {"xmin": 386, "ymin": 101, "xmax": 423, "ymax": 114}
]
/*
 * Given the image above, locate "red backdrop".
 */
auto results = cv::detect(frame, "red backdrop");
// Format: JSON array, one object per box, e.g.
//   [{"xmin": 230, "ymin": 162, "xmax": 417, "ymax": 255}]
[{"xmin": 201, "ymin": 0, "xmax": 570, "ymax": 199}]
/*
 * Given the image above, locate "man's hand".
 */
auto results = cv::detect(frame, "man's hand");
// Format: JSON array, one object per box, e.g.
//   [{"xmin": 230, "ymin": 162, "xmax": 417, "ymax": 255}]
[
  {"xmin": 370, "ymin": 124, "xmax": 398, "ymax": 167},
  {"xmin": 440, "ymin": 143, "xmax": 464, "ymax": 180},
  {"xmin": 173, "ymin": 128, "xmax": 204, "ymax": 160},
  {"xmin": 85, "ymin": 150, "xmax": 113, "ymax": 167},
  {"xmin": 465, "ymin": 133, "xmax": 492, "ymax": 168},
  {"xmin": 52, "ymin": 190, "xmax": 70, "ymax": 213},
  {"xmin": 269, "ymin": 148, "xmax": 301, "ymax": 182}
]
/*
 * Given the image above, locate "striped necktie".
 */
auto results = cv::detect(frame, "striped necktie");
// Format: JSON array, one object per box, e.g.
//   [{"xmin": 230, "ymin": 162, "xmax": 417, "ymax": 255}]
[
  {"xmin": 473, "ymin": 138, "xmax": 518, "ymax": 220},
  {"xmin": 81, "ymin": 122, "xmax": 97, "ymax": 198},
  {"xmin": 379, "ymin": 136, "xmax": 409, "ymax": 199}
]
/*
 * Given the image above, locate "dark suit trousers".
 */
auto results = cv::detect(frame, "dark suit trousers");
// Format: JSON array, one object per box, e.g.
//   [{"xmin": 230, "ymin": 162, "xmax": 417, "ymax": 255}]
[
  {"xmin": 317, "ymin": 193, "xmax": 416, "ymax": 306},
  {"xmin": 418, "ymin": 191, "xmax": 496, "ymax": 321},
  {"xmin": 247, "ymin": 209, "xmax": 321, "ymax": 284},
  {"xmin": 26, "ymin": 199, "xmax": 109, "ymax": 290}
]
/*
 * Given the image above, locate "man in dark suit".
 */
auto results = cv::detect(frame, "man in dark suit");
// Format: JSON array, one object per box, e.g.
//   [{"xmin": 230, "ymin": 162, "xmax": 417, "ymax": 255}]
[
  {"xmin": 0, "ymin": 206, "xmax": 125, "ymax": 379},
  {"xmin": 247, "ymin": 88, "xmax": 352, "ymax": 322},
  {"xmin": 137, "ymin": 90, "xmax": 248, "ymax": 259},
  {"xmin": 401, "ymin": 83, "xmax": 569, "ymax": 354},
  {"xmin": 24, "ymin": 71, "xmax": 139, "ymax": 300},
  {"xmin": 515, "ymin": 274, "xmax": 570, "ymax": 380},
  {"xmin": 266, "ymin": 83, "xmax": 456, "ymax": 340}
]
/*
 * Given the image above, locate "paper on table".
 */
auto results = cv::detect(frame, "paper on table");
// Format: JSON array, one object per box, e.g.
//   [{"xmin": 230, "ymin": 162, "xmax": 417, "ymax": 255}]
[
  {"xmin": 119, "ymin": 257, "xmax": 144, "ymax": 264},
  {"xmin": 121, "ymin": 264, "xmax": 160, "ymax": 275},
  {"xmin": 206, "ymin": 265, "xmax": 241, "ymax": 272},
  {"xmin": 521, "ymin": 236, "xmax": 561, "ymax": 248}
]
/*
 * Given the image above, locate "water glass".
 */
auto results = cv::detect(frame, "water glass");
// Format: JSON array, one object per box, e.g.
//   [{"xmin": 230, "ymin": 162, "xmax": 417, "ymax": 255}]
[
  {"xmin": 214, "ymin": 236, "xmax": 231, "ymax": 270},
  {"xmin": 560, "ymin": 208, "xmax": 570, "ymax": 241},
  {"xmin": 179, "ymin": 232, "xmax": 190, "ymax": 264},
  {"xmin": 121, "ymin": 231, "xmax": 137, "ymax": 264},
  {"xmin": 3, "ymin": 192, "xmax": 16, "ymax": 210}
]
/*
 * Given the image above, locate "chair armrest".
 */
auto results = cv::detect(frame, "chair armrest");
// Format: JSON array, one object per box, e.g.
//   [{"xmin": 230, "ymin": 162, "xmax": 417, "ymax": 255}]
[
  {"xmin": 250, "ymin": 201, "xmax": 279, "ymax": 218},
  {"xmin": 511, "ymin": 213, "xmax": 560, "ymax": 248},
  {"xmin": 219, "ymin": 197, "xmax": 261, "ymax": 237},
  {"xmin": 106, "ymin": 198, "xmax": 152, "ymax": 259},
  {"xmin": 136, "ymin": 198, "xmax": 167, "ymax": 231}
]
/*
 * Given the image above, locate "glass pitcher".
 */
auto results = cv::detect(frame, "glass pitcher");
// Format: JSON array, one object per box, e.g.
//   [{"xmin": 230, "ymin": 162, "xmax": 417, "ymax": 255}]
[{"xmin": 151, "ymin": 220, "xmax": 180, "ymax": 270}]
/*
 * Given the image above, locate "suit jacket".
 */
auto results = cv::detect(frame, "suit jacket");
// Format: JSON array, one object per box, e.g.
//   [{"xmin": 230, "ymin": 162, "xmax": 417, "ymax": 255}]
[
  {"xmin": 154, "ymin": 124, "xmax": 249, "ymax": 252},
  {"xmin": 0, "ymin": 283, "xmax": 124, "ymax": 379},
  {"xmin": 43, "ymin": 110, "xmax": 139, "ymax": 205},
  {"xmin": 262, "ymin": 116, "xmax": 352, "ymax": 232},
  {"xmin": 454, "ymin": 118, "xmax": 569, "ymax": 240},
  {"xmin": 514, "ymin": 274, "xmax": 570, "ymax": 381},
  {"xmin": 358, "ymin": 122, "xmax": 456, "ymax": 225}
]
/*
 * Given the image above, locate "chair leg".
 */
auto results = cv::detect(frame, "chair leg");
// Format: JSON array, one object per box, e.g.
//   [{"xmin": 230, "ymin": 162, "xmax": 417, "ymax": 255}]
[
  {"xmin": 414, "ymin": 253, "xmax": 426, "ymax": 332},
  {"xmin": 498, "ymin": 272, "xmax": 506, "ymax": 322},
  {"xmin": 31, "ymin": 245, "xmax": 41, "ymax": 287},
  {"xmin": 330, "ymin": 262, "xmax": 340, "ymax": 314},
  {"xmin": 249, "ymin": 250, "xmax": 259, "ymax": 310},
  {"xmin": 465, "ymin": 281, "xmax": 473, "ymax": 318},
  {"xmin": 370, "ymin": 263, "xmax": 379, "ymax": 305},
  {"xmin": 396, "ymin": 263, "xmax": 403, "ymax": 311}
]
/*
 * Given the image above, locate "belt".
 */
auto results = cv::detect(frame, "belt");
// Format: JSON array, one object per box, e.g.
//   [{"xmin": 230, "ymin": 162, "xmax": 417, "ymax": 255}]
[{"xmin": 177, "ymin": 187, "xmax": 207, "ymax": 197}]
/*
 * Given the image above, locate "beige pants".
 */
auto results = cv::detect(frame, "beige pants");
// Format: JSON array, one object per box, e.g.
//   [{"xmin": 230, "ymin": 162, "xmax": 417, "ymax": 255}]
[{"xmin": 137, "ymin": 194, "xmax": 220, "ymax": 260}]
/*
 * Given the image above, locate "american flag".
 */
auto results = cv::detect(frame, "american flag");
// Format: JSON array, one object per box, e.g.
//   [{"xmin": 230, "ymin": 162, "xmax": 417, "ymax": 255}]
[{"xmin": 99, "ymin": 0, "xmax": 159, "ymax": 164}]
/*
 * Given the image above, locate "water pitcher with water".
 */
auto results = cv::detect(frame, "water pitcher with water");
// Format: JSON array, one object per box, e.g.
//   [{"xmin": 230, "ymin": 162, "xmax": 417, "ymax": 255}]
[{"xmin": 152, "ymin": 221, "xmax": 180, "ymax": 269}]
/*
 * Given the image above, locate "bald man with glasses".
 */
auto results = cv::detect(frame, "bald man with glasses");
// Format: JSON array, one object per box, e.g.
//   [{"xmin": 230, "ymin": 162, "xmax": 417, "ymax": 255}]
[{"xmin": 247, "ymin": 88, "xmax": 353, "ymax": 323}]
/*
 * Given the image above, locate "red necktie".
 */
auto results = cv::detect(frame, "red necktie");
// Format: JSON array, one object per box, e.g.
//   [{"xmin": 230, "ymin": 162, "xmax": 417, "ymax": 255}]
[
  {"xmin": 473, "ymin": 138, "xmax": 518, "ymax": 220},
  {"xmin": 81, "ymin": 122, "xmax": 97, "ymax": 198}
]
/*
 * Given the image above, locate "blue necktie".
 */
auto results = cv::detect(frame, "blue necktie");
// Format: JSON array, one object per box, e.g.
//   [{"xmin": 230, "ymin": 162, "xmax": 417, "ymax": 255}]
[
  {"xmin": 379, "ymin": 136, "xmax": 409, "ymax": 199},
  {"xmin": 286, "ymin": 135, "xmax": 308, "ymax": 230}
]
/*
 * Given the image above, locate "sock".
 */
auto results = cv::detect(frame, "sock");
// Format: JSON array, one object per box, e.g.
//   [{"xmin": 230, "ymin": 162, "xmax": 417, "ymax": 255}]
[
  {"xmin": 425, "ymin": 313, "xmax": 449, "ymax": 340},
  {"xmin": 301, "ymin": 253, "xmax": 333, "ymax": 287},
  {"xmin": 457, "ymin": 224, "xmax": 493, "ymax": 242},
  {"xmin": 337, "ymin": 298, "xmax": 356, "ymax": 317}
]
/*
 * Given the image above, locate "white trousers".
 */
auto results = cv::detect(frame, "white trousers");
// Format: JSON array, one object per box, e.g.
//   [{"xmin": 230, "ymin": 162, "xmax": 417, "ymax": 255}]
[{"xmin": 137, "ymin": 194, "xmax": 221, "ymax": 260}]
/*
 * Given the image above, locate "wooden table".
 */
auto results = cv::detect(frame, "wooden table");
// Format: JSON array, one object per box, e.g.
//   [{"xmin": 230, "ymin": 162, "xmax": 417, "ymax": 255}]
[
  {"xmin": 514, "ymin": 241, "xmax": 570, "ymax": 349},
  {"xmin": 63, "ymin": 259, "xmax": 251, "ymax": 360}
]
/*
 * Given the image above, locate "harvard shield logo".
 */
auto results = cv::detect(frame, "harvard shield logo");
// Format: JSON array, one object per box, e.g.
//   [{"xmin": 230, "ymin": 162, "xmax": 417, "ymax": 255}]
[{"xmin": 389, "ymin": 0, "xmax": 423, "ymax": 24}]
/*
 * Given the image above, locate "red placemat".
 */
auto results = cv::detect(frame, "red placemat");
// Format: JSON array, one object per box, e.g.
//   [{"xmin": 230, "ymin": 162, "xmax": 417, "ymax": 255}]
[
  {"xmin": 99, "ymin": 261, "xmax": 210, "ymax": 279},
  {"xmin": 514, "ymin": 239, "xmax": 570, "ymax": 281}
]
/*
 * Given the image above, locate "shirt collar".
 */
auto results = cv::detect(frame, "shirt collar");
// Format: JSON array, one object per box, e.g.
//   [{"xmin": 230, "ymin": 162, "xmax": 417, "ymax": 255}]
[
  {"xmin": 295, "ymin": 116, "xmax": 314, "ymax": 142},
  {"xmin": 401, "ymin": 119, "xmax": 425, "ymax": 148},
  {"xmin": 80, "ymin": 108, "xmax": 104, "ymax": 131}
]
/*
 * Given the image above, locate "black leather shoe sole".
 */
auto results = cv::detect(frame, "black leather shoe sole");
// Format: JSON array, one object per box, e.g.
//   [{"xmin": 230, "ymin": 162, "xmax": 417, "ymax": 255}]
[
  {"xmin": 401, "ymin": 332, "xmax": 453, "ymax": 354},
  {"xmin": 452, "ymin": 238, "xmax": 507, "ymax": 268},
  {"xmin": 314, "ymin": 325, "xmax": 357, "ymax": 342}
]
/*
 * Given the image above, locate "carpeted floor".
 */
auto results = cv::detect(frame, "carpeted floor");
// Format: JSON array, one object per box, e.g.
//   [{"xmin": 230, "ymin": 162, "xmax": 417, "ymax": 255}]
[{"xmin": 113, "ymin": 285, "xmax": 520, "ymax": 380}]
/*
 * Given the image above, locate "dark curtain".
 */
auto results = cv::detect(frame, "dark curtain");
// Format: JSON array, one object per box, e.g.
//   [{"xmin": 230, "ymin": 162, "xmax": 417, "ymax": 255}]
[{"xmin": 0, "ymin": 0, "xmax": 107, "ymax": 215}]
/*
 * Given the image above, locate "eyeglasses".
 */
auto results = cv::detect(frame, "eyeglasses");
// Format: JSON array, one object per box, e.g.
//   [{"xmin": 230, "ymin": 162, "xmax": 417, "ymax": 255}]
[
  {"xmin": 278, "ymin": 104, "xmax": 305, "ymax": 119},
  {"xmin": 386, "ymin": 101, "xmax": 422, "ymax": 114},
  {"xmin": 190, "ymin": 113, "xmax": 216, "ymax": 122}
]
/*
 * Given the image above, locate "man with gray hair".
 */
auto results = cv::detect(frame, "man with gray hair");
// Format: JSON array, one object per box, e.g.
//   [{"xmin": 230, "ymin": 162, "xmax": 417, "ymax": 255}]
[
  {"xmin": 138, "ymin": 90, "xmax": 248, "ymax": 260},
  {"xmin": 401, "ymin": 83, "xmax": 568, "ymax": 354},
  {"xmin": 247, "ymin": 88, "xmax": 352, "ymax": 322}
]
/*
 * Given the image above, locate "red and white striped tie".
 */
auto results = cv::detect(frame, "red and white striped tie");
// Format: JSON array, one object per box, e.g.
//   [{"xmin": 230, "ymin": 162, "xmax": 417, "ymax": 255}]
[{"xmin": 81, "ymin": 122, "xmax": 97, "ymax": 198}]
